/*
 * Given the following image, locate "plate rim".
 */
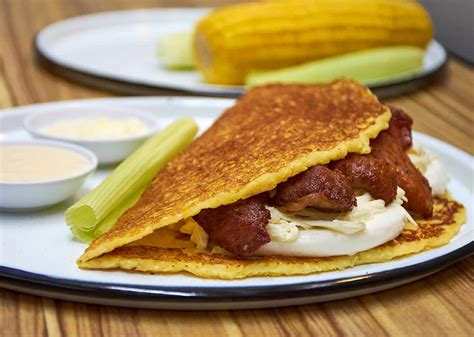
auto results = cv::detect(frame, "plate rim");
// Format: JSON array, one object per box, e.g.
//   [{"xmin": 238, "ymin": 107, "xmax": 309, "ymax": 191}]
[
  {"xmin": 0, "ymin": 243, "xmax": 472, "ymax": 302},
  {"xmin": 33, "ymin": 7, "xmax": 448, "ymax": 97}
]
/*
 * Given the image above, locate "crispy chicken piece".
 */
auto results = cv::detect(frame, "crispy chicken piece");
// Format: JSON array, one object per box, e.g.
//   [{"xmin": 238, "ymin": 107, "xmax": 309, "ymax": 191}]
[
  {"xmin": 330, "ymin": 154, "xmax": 398, "ymax": 204},
  {"xmin": 273, "ymin": 165, "xmax": 356, "ymax": 213},
  {"xmin": 194, "ymin": 195, "xmax": 271, "ymax": 255}
]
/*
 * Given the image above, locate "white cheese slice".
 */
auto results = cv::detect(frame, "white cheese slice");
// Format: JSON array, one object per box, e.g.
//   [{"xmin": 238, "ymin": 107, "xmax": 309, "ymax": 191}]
[{"xmin": 256, "ymin": 199, "xmax": 407, "ymax": 257}]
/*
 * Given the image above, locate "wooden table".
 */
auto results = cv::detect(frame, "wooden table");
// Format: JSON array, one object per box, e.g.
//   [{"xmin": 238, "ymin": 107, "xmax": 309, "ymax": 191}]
[{"xmin": 1, "ymin": 1, "xmax": 473, "ymax": 336}]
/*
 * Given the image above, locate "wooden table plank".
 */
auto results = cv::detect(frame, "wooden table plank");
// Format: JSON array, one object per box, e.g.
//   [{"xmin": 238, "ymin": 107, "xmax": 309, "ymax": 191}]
[
  {"xmin": 384, "ymin": 60, "xmax": 474, "ymax": 154},
  {"xmin": 1, "ymin": 257, "xmax": 473, "ymax": 337},
  {"xmin": 1, "ymin": 1, "xmax": 473, "ymax": 337}
]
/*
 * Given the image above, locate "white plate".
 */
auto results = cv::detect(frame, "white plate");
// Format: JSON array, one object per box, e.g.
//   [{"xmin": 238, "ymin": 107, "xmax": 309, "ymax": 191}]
[
  {"xmin": 0, "ymin": 97, "xmax": 472, "ymax": 310},
  {"xmin": 34, "ymin": 8, "xmax": 448, "ymax": 97}
]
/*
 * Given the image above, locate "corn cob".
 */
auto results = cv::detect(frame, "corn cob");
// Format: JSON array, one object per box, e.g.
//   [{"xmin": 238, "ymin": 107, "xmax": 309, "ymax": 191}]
[{"xmin": 193, "ymin": 0, "xmax": 433, "ymax": 85}]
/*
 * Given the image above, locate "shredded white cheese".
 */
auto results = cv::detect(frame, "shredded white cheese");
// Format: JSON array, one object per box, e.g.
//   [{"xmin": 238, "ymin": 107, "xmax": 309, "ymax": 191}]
[
  {"xmin": 257, "ymin": 197, "xmax": 411, "ymax": 257},
  {"xmin": 265, "ymin": 187, "xmax": 416, "ymax": 243}
]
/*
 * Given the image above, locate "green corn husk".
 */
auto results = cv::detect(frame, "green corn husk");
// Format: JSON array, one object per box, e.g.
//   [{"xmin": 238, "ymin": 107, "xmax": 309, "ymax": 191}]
[
  {"xmin": 157, "ymin": 32, "xmax": 195, "ymax": 69},
  {"xmin": 245, "ymin": 46, "xmax": 425, "ymax": 86}
]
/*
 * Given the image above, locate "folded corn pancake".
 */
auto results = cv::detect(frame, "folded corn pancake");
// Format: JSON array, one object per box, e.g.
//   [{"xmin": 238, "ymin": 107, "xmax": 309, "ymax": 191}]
[
  {"xmin": 77, "ymin": 79, "xmax": 465, "ymax": 278},
  {"xmin": 79, "ymin": 78, "xmax": 390, "ymax": 263}
]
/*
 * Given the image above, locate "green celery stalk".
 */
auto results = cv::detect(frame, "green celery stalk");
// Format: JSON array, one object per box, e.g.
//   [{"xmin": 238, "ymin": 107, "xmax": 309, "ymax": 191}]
[
  {"xmin": 70, "ymin": 185, "xmax": 147, "ymax": 243},
  {"xmin": 157, "ymin": 32, "xmax": 195, "ymax": 70},
  {"xmin": 245, "ymin": 46, "xmax": 425, "ymax": 86},
  {"xmin": 65, "ymin": 118, "xmax": 198, "ymax": 242}
]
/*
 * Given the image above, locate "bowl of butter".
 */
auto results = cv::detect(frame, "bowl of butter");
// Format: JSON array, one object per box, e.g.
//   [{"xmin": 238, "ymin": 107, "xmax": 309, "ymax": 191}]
[{"xmin": 24, "ymin": 106, "xmax": 159, "ymax": 164}]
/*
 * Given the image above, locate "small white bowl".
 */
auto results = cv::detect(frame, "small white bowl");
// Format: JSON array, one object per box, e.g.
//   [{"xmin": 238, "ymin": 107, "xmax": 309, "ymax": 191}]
[
  {"xmin": 24, "ymin": 106, "xmax": 159, "ymax": 164},
  {"xmin": 0, "ymin": 140, "xmax": 97, "ymax": 211}
]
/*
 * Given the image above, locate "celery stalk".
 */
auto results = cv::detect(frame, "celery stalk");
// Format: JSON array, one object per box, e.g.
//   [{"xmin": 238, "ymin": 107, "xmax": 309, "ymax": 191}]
[
  {"xmin": 245, "ymin": 46, "xmax": 425, "ymax": 86},
  {"xmin": 70, "ymin": 185, "xmax": 146, "ymax": 243},
  {"xmin": 157, "ymin": 32, "xmax": 195, "ymax": 70},
  {"xmin": 66, "ymin": 118, "xmax": 198, "ymax": 242}
]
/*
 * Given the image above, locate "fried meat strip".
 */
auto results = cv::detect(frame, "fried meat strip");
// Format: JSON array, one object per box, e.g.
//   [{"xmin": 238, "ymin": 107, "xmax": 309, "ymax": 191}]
[
  {"xmin": 330, "ymin": 154, "xmax": 398, "ymax": 204},
  {"xmin": 370, "ymin": 131, "xmax": 433, "ymax": 218},
  {"xmin": 386, "ymin": 106, "xmax": 413, "ymax": 150},
  {"xmin": 194, "ymin": 195, "xmax": 271, "ymax": 255},
  {"xmin": 273, "ymin": 165, "xmax": 356, "ymax": 213},
  {"xmin": 331, "ymin": 106, "xmax": 432, "ymax": 217}
]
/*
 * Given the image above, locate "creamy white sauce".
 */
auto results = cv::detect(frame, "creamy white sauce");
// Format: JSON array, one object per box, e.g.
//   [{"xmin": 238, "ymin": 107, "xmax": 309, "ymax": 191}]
[
  {"xmin": 0, "ymin": 145, "xmax": 90, "ymax": 182},
  {"xmin": 41, "ymin": 117, "xmax": 147, "ymax": 140}
]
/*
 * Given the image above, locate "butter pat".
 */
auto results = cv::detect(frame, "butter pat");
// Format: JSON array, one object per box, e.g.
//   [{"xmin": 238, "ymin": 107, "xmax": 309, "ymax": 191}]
[{"xmin": 180, "ymin": 218, "xmax": 209, "ymax": 249}]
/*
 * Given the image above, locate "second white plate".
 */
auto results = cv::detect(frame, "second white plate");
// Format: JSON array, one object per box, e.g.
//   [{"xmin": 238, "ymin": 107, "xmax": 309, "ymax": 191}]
[{"xmin": 35, "ymin": 8, "xmax": 447, "ymax": 97}]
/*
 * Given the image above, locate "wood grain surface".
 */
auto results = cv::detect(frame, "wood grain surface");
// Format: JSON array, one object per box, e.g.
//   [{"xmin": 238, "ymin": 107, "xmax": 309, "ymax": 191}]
[{"xmin": 0, "ymin": 1, "xmax": 473, "ymax": 336}]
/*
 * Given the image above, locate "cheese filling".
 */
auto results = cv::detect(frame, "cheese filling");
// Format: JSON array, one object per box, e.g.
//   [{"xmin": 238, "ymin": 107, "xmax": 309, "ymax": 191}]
[{"xmin": 256, "ymin": 188, "xmax": 415, "ymax": 257}]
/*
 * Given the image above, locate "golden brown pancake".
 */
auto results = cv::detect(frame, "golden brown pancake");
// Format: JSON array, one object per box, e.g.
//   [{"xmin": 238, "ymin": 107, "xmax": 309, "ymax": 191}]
[
  {"xmin": 79, "ymin": 79, "xmax": 391, "ymax": 263},
  {"xmin": 79, "ymin": 194, "xmax": 466, "ymax": 279}
]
